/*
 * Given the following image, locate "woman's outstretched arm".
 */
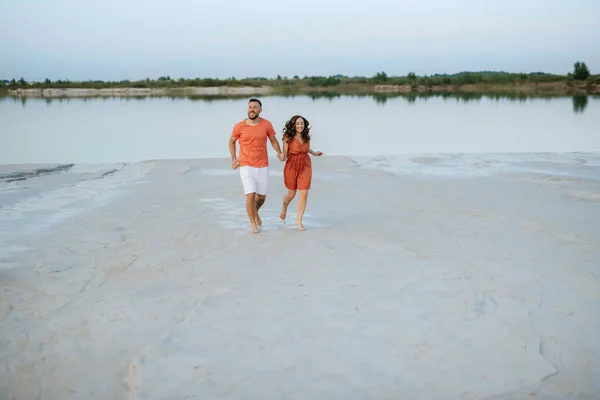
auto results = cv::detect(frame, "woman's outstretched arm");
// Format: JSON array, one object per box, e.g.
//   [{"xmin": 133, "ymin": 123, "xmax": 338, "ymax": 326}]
[{"xmin": 309, "ymin": 147, "xmax": 323, "ymax": 156}]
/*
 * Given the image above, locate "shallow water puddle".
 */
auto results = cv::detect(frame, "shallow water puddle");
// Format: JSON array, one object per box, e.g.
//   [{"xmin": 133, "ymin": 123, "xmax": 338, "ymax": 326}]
[{"xmin": 199, "ymin": 197, "xmax": 327, "ymax": 235}]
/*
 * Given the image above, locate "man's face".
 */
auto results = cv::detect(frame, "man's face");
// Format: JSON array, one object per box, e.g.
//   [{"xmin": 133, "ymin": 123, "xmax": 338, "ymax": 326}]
[{"xmin": 247, "ymin": 101, "xmax": 261, "ymax": 120}]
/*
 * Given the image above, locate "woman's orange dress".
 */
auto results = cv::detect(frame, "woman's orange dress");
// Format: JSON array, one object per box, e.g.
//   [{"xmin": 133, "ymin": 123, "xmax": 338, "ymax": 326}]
[{"xmin": 284, "ymin": 137, "xmax": 312, "ymax": 191}]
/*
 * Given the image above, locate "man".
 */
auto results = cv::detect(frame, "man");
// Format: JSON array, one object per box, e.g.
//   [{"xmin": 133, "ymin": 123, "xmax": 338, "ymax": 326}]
[{"xmin": 229, "ymin": 98, "xmax": 284, "ymax": 234}]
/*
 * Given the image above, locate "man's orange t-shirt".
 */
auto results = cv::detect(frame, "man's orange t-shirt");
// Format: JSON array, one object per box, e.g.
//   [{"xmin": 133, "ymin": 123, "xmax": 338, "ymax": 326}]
[{"xmin": 231, "ymin": 118, "xmax": 276, "ymax": 168}]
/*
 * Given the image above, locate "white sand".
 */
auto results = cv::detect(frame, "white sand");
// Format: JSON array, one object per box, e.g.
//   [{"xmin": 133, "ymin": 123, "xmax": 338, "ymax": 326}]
[
  {"xmin": 1, "ymin": 154, "xmax": 599, "ymax": 399},
  {"xmin": 8, "ymin": 86, "xmax": 273, "ymax": 97}
]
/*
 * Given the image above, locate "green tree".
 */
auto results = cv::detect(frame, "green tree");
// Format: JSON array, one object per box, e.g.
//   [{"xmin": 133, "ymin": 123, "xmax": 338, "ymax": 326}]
[
  {"xmin": 373, "ymin": 71, "xmax": 388, "ymax": 83},
  {"xmin": 573, "ymin": 61, "xmax": 590, "ymax": 80}
]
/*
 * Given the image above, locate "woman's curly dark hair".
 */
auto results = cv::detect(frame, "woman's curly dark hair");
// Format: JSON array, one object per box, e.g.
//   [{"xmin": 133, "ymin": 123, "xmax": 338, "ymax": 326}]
[{"xmin": 282, "ymin": 115, "xmax": 311, "ymax": 143}]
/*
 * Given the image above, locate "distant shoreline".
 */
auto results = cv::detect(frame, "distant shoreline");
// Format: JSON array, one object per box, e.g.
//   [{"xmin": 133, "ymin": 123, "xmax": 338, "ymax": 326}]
[
  {"xmin": 4, "ymin": 86, "xmax": 271, "ymax": 98},
  {"xmin": 4, "ymin": 81, "xmax": 599, "ymax": 98}
]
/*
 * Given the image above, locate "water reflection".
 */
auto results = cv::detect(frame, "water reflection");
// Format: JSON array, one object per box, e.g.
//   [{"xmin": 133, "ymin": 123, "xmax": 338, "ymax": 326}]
[
  {"xmin": 572, "ymin": 95, "xmax": 588, "ymax": 113},
  {"xmin": 1, "ymin": 90, "xmax": 599, "ymax": 165},
  {"xmin": 1, "ymin": 92, "xmax": 598, "ymax": 115}
]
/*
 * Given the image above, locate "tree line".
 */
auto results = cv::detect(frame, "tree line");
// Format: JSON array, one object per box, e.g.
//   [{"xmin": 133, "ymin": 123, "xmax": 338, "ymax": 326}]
[{"xmin": 1, "ymin": 62, "xmax": 594, "ymax": 90}]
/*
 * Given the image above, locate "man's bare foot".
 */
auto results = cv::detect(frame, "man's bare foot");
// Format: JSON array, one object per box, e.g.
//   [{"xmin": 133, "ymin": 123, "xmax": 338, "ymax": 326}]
[
  {"xmin": 250, "ymin": 224, "xmax": 259, "ymax": 234},
  {"xmin": 256, "ymin": 214, "xmax": 262, "ymax": 227},
  {"xmin": 295, "ymin": 220, "xmax": 305, "ymax": 231}
]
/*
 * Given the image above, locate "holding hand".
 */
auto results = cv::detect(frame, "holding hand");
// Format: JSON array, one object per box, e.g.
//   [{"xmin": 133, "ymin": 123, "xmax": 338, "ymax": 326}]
[
  {"xmin": 277, "ymin": 152, "xmax": 286, "ymax": 162},
  {"xmin": 315, "ymin": 151, "xmax": 324, "ymax": 156},
  {"xmin": 232, "ymin": 159, "xmax": 240, "ymax": 170}
]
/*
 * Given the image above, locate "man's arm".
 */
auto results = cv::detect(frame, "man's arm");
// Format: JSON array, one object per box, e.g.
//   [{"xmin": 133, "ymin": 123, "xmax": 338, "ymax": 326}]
[
  {"xmin": 268, "ymin": 135, "xmax": 284, "ymax": 161},
  {"xmin": 229, "ymin": 136, "xmax": 240, "ymax": 169},
  {"xmin": 266, "ymin": 122, "xmax": 284, "ymax": 161}
]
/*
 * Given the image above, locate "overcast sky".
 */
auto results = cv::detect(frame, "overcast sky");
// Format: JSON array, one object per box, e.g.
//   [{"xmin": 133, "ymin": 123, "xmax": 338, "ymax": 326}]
[{"xmin": 1, "ymin": 0, "xmax": 598, "ymax": 81}]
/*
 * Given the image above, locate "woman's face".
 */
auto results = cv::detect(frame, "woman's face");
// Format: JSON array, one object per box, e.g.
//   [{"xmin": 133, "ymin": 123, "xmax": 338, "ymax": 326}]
[{"xmin": 295, "ymin": 117, "xmax": 305, "ymax": 134}]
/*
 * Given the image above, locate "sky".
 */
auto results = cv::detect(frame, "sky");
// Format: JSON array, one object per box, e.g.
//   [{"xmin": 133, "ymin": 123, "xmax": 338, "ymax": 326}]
[{"xmin": 1, "ymin": 0, "xmax": 599, "ymax": 81}]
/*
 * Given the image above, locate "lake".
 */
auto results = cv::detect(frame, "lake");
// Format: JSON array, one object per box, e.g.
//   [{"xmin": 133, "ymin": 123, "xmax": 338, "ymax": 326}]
[{"xmin": 1, "ymin": 93, "xmax": 599, "ymax": 166}]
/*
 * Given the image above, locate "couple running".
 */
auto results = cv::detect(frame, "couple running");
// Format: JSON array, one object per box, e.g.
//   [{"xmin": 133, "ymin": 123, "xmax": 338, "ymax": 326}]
[{"xmin": 228, "ymin": 98, "xmax": 323, "ymax": 234}]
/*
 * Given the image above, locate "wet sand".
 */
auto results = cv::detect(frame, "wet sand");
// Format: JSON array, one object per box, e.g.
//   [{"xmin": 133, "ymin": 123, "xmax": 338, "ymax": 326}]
[{"xmin": 1, "ymin": 154, "xmax": 599, "ymax": 399}]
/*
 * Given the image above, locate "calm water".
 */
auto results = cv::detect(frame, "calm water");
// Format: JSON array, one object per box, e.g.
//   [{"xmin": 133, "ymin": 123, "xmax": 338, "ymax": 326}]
[
  {"xmin": 2, "ymin": 93, "xmax": 600, "ymax": 257},
  {"xmin": 1, "ymin": 94, "xmax": 599, "ymax": 165}
]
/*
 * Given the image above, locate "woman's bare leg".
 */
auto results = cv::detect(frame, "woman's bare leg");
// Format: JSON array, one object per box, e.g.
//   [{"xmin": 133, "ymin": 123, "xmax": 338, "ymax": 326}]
[
  {"xmin": 296, "ymin": 190, "xmax": 308, "ymax": 231},
  {"xmin": 280, "ymin": 189, "xmax": 296, "ymax": 220}
]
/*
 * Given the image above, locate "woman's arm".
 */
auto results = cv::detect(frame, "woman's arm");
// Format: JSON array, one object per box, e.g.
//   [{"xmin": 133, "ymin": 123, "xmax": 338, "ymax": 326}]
[
  {"xmin": 309, "ymin": 147, "xmax": 323, "ymax": 156},
  {"xmin": 283, "ymin": 139, "xmax": 289, "ymax": 160}
]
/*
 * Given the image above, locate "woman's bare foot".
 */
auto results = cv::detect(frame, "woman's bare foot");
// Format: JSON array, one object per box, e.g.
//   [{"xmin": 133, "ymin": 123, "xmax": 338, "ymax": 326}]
[
  {"xmin": 250, "ymin": 224, "xmax": 259, "ymax": 234},
  {"xmin": 295, "ymin": 220, "xmax": 305, "ymax": 231},
  {"xmin": 280, "ymin": 208, "xmax": 287, "ymax": 220}
]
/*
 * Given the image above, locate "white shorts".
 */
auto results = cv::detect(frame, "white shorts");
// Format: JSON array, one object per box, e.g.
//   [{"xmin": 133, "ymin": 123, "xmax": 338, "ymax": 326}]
[{"xmin": 239, "ymin": 166, "xmax": 269, "ymax": 195}]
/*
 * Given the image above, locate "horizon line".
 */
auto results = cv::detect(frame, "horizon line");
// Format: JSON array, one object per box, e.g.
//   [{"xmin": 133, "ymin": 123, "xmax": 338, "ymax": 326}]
[{"xmin": 2, "ymin": 68, "xmax": 592, "ymax": 83}]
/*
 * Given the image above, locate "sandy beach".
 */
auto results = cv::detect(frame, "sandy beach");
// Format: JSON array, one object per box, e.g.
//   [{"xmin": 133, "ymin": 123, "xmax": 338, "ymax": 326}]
[
  {"xmin": 1, "ymin": 153, "xmax": 599, "ymax": 399},
  {"xmin": 5, "ymin": 81, "xmax": 600, "ymax": 98},
  {"xmin": 6, "ymin": 86, "xmax": 273, "ymax": 98}
]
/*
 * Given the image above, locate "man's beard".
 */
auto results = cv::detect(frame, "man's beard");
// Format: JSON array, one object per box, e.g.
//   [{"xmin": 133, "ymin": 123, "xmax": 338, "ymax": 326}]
[{"xmin": 247, "ymin": 113, "xmax": 259, "ymax": 120}]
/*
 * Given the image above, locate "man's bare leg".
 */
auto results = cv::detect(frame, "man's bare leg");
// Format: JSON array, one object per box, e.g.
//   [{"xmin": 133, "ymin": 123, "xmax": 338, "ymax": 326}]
[
  {"xmin": 255, "ymin": 194, "xmax": 266, "ymax": 227},
  {"xmin": 280, "ymin": 189, "xmax": 296, "ymax": 220},
  {"xmin": 245, "ymin": 193, "xmax": 259, "ymax": 233},
  {"xmin": 296, "ymin": 190, "xmax": 308, "ymax": 231}
]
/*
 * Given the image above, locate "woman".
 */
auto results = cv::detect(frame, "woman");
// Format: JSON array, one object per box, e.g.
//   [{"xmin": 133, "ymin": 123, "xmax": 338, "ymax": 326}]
[{"xmin": 280, "ymin": 115, "xmax": 323, "ymax": 231}]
